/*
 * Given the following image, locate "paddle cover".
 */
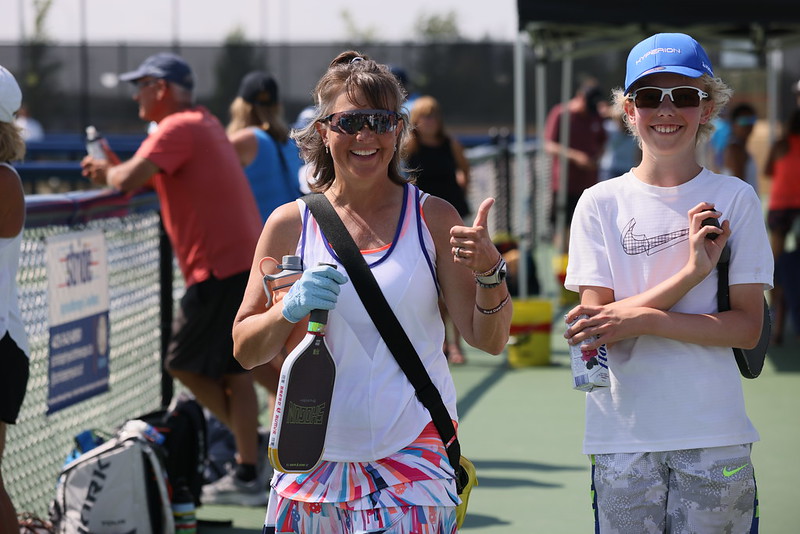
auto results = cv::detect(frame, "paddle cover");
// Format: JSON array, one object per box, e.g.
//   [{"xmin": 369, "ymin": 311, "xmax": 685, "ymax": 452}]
[{"xmin": 268, "ymin": 308, "xmax": 336, "ymax": 473}]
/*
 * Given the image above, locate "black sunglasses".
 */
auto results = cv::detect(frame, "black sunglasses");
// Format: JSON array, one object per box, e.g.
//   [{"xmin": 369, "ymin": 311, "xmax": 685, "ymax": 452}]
[
  {"xmin": 629, "ymin": 86, "xmax": 709, "ymax": 109},
  {"xmin": 322, "ymin": 109, "xmax": 399, "ymax": 135}
]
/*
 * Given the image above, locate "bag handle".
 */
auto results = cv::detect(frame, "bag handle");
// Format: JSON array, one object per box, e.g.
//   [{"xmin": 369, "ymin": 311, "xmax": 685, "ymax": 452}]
[
  {"xmin": 716, "ymin": 244, "xmax": 732, "ymax": 312},
  {"xmin": 715, "ymin": 243, "xmax": 770, "ymax": 379},
  {"xmin": 302, "ymin": 192, "xmax": 463, "ymax": 481}
]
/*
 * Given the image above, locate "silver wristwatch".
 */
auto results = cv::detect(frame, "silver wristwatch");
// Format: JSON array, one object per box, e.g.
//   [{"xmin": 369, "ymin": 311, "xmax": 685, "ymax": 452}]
[{"xmin": 475, "ymin": 258, "xmax": 507, "ymax": 288}]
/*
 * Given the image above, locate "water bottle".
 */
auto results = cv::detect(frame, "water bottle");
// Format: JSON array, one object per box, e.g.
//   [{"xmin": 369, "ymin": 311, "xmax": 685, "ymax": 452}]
[
  {"xmin": 85, "ymin": 125, "xmax": 108, "ymax": 160},
  {"xmin": 120, "ymin": 419, "xmax": 166, "ymax": 446},
  {"xmin": 171, "ymin": 480, "xmax": 197, "ymax": 534},
  {"xmin": 262, "ymin": 254, "xmax": 303, "ymax": 307}
]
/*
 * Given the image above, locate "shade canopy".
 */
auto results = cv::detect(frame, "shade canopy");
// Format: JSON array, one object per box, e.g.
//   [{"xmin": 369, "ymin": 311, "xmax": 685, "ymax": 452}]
[
  {"xmin": 517, "ymin": 0, "xmax": 800, "ymax": 56},
  {"xmin": 509, "ymin": 0, "xmax": 800, "ymax": 297}
]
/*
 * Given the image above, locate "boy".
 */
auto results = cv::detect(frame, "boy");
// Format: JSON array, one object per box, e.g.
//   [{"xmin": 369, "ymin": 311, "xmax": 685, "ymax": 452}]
[{"xmin": 564, "ymin": 33, "xmax": 772, "ymax": 533}]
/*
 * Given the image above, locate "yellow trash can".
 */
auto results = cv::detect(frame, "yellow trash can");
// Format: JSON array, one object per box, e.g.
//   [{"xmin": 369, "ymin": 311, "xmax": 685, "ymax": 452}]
[
  {"xmin": 507, "ymin": 298, "xmax": 553, "ymax": 368},
  {"xmin": 553, "ymin": 253, "xmax": 579, "ymax": 307}
]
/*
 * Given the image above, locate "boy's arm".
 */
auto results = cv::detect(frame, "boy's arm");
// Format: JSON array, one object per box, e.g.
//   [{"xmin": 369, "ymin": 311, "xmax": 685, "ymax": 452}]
[
  {"xmin": 598, "ymin": 202, "xmax": 729, "ymax": 312},
  {"xmin": 567, "ymin": 282, "xmax": 765, "ymax": 351}
]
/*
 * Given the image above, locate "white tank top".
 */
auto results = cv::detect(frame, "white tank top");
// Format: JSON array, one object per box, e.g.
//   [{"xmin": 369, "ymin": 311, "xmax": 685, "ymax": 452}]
[
  {"xmin": 294, "ymin": 183, "xmax": 457, "ymax": 462},
  {"xmin": 0, "ymin": 162, "xmax": 30, "ymax": 356}
]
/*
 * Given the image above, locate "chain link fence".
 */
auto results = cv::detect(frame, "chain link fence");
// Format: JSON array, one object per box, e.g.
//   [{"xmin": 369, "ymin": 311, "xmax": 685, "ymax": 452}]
[
  {"xmin": 7, "ymin": 142, "xmax": 546, "ymax": 518},
  {"xmin": 7, "ymin": 191, "xmax": 167, "ymax": 518}
]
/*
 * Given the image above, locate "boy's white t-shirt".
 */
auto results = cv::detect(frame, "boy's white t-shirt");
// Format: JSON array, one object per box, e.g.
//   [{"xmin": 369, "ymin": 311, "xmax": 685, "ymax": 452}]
[{"xmin": 565, "ymin": 169, "xmax": 773, "ymax": 455}]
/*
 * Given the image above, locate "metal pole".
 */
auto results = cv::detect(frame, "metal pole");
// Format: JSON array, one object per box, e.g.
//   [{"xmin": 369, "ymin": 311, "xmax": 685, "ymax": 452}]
[
  {"xmin": 18, "ymin": 0, "xmax": 26, "ymax": 42},
  {"xmin": 534, "ymin": 38, "xmax": 548, "ymax": 295},
  {"xmin": 514, "ymin": 30, "xmax": 529, "ymax": 298},
  {"xmin": 554, "ymin": 43, "xmax": 573, "ymax": 256},
  {"xmin": 79, "ymin": 0, "xmax": 89, "ymax": 130},
  {"xmin": 171, "ymin": 0, "xmax": 180, "ymax": 53},
  {"xmin": 766, "ymin": 46, "xmax": 781, "ymax": 146}
]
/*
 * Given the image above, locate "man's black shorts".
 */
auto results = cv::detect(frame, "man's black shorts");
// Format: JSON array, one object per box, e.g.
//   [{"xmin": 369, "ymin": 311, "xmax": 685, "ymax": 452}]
[
  {"xmin": 166, "ymin": 271, "xmax": 249, "ymax": 378},
  {"xmin": 1, "ymin": 332, "xmax": 29, "ymax": 424},
  {"xmin": 767, "ymin": 208, "xmax": 800, "ymax": 236}
]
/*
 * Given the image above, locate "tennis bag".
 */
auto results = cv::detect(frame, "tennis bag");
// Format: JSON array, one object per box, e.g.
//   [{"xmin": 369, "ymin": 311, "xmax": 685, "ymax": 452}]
[{"xmin": 50, "ymin": 423, "xmax": 174, "ymax": 534}]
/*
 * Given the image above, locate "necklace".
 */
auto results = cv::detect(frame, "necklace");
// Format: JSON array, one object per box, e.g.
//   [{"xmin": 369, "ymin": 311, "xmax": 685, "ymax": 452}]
[{"xmin": 327, "ymin": 193, "xmax": 392, "ymax": 249}]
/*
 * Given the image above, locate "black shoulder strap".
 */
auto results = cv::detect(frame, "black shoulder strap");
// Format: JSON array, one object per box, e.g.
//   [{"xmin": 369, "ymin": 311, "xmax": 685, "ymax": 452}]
[
  {"xmin": 716, "ymin": 245, "xmax": 732, "ymax": 312},
  {"xmin": 302, "ymin": 192, "xmax": 462, "ymax": 473}
]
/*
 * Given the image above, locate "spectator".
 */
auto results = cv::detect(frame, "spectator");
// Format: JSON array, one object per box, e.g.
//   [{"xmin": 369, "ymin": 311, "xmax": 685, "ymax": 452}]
[
  {"xmin": 226, "ymin": 70, "xmax": 304, "ymax": 431},
  {"xmin": 13, "ymin": 104, "xmax": 44, "ymax": 142},
  {"xmin": 390, "ymin": 65, "xmax": 419, "ymax": 119},
  {"xmin": 565, "ymin": 33, "xmax": 771, "ymax": 532},
  {"xmin": 227, "ymin": 71, "xmax": 303, "ymax": 223},
  {"xmin": 405, "ymin": 95, "xmax": 472, "ymax": 364},
  {"xmin": 545, "ymin": 76, "xmax": 607, "ymax": 246},
  {"xmin": 233, "ymin": 51, "xmax": 511, "ymax": 533},
  {"xmin": 763, "ymin": 107, "xmax": 800, "ymax": 344},
  {"xmin": 706, "ymin": 115, "xmax": 731, "ymax": 172},
  {"xmin": 80, "ymin": 52, "xmax": 267, "ymax": 506},
  {"xmin": 292, "ymin": 105, "xmax": 319, "ymax": 194},
  {"xmin": 599, "ymin": 107, "xmax": 641, "ymax": 181},
  {"xmin": 0, "ymin": 64, "xmax": 30, "ymax": 534},
  {"xmin": 722, "ymin": 102, "xmax": 759, "ymax": 195}
]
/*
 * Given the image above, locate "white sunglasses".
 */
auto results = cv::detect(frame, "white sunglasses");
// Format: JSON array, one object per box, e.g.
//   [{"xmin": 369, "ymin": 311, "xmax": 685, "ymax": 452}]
[{"xmin": 628, "ymin": 86, "xmax": 709, "ymax": 109}]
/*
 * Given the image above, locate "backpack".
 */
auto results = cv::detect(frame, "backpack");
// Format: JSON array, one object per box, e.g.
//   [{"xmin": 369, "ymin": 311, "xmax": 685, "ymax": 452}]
[
  {"xmin": 140, "ymin": 393, "xmax": 208, "ymax": 506},
  {"xmin": 49, "ymin": 422, "xmax": 174, "ymax": 534},
  {"xmin": 203, "ymin": 411, "xmax": 237, "ymax": 484}
]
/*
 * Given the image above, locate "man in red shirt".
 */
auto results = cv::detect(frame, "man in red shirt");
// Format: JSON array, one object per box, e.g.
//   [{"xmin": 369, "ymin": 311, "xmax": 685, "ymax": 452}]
[
  {"xmin": 545, "ymin": 77, "xmax": 607, "ymax": 248},
  {"xmin": 82, "ymin": 53, "xmax": 267, "ymax": 506}
]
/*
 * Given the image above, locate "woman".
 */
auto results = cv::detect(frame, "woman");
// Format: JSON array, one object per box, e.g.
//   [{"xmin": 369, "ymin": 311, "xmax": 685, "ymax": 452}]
[
  {"xmin": 0, "ymin": 65, "xmax": 30, "ymax": 533},
  {"xmin": 227, "ymin": 71, "xmax": 306, "ymax": 434},
  {"xmin": 405, "ymin": 95, "xmax": 471, "ymax": 218},
  {"xmin": 723, "ymin": 102, "xmax": 759, "ymax": 195},
  {"xmin": 763, "ymin": 108, "xmax": 800, "ymax": 344},
  {"xmin": 564, "ymin": 33, "xmax": 771, "ymax": 532},
  {"xmin": 405, "ymin": 95, "xmax": 472, "ymax": 364},
  {"xmin": 227, "ymin": 71, "xmax": 304, "ymax": 223},
  {"xmin": 233, "ymin": 52, "xmax": 511, "ymax": 533}
]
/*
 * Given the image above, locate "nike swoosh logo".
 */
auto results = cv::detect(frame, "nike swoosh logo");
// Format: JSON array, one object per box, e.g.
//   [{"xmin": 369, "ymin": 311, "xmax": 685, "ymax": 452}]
[
  {"xmin": 723, "ymin": 464, "xmax": 748, "ymax": 477},
  {"xmin": 621, "ymin": 219, "xmax": 689, "ymax": 256}
]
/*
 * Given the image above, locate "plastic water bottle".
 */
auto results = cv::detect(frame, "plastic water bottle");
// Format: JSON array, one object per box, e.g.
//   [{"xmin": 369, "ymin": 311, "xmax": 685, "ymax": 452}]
[
  {"xmin": 85, "ymin": 125, "xmax": 108, "ymax": 160},
  {"xmin": 120, "ymin": 419, "xmax": 166, "ymax": 446},
  {"xmin": 171, "ymin": 481, "xmax": 197, "ymax": 534}
]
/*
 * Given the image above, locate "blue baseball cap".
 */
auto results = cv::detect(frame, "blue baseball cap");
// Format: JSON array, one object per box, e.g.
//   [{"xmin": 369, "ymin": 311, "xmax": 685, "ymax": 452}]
[
  {"xmin": 624, "ymin": 33, "xmax": 713, "ymax": 95},
  {"xmin": 119, "ymin": 52, "xmax": 194, "ymax": 90}
]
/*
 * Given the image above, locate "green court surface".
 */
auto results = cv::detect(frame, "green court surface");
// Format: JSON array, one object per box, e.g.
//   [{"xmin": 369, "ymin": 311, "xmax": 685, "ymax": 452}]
[{"xmin": 197, "ymin": 304, "xmax": 799, "ymax": 533}]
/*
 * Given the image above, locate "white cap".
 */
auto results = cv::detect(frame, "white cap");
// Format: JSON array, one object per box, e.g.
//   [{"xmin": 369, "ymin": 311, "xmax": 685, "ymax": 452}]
[{"xmin": 0, "ymin": 65, "xmax": 22, "ymax": 123}]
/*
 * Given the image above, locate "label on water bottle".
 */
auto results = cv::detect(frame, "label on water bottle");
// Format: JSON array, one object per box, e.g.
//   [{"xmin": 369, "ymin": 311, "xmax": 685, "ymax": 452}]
[
  {"xmin": 566, "ymin": 315, "xmax": 610, "ymax": 392},
  {"xmin": 85, "ymin": 126, "xmax": 108, "ymax": 160}
]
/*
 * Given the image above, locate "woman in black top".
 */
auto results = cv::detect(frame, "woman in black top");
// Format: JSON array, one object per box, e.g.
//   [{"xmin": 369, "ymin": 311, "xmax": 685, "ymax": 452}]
[{"xmin": 405, "ymin": 96, "xmax": 472, "ymax": 363}]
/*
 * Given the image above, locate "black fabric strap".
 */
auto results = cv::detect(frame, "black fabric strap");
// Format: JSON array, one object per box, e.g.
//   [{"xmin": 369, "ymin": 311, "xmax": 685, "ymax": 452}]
[
  {"xmin": 302, "ymin": 193, "xmax": 462, "ymax": 473},
  {"xmin": 716, "ymin": 245, "xmax": 731, "ymax": 312}
]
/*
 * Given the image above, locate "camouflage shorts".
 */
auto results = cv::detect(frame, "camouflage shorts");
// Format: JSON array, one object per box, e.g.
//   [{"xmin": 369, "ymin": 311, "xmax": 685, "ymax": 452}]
[{"xmin": 591, "ymin": 445, "xmax": 758, "ymax": 533}]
